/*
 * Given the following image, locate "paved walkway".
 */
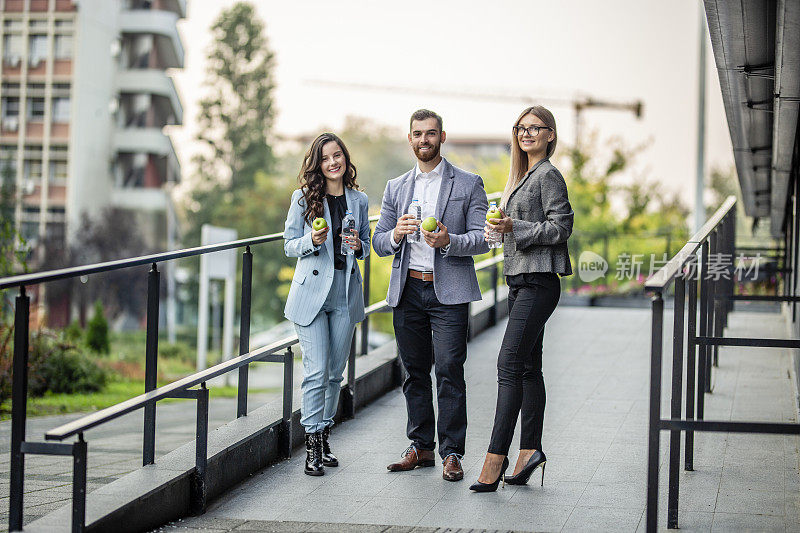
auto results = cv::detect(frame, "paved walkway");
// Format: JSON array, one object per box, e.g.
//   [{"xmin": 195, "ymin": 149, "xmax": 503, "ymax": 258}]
[{"xmin": 159, "ymin": 306, "xmax": 800, "ymax": 533}]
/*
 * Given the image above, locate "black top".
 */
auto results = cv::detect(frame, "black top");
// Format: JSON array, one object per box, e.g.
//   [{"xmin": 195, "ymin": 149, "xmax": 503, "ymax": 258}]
[{"xmin": 326, "ymin": 193, "xmax": 347, "ymax": 270}]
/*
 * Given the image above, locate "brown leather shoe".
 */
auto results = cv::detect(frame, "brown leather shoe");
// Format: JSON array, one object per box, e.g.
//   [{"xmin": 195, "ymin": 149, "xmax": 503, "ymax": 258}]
[
  {"xmin": 387, "ymin": 445, "xmax": 436, "ymax": 472},
  {"xmin": 442, "ymin": 454, "xmax": 464, "ymax": 481}
]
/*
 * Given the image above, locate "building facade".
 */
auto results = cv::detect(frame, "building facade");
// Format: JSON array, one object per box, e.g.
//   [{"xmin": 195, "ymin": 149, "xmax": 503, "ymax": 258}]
[{"xmin": 0, "ymin": 0, "xmax": 184, "ymax": 256}]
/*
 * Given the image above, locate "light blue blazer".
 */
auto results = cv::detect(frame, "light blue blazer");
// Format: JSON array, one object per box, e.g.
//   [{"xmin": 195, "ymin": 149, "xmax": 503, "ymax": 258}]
[{"xmin": 283, "ymin": 187, "xmax": 370, "ymax": 327}]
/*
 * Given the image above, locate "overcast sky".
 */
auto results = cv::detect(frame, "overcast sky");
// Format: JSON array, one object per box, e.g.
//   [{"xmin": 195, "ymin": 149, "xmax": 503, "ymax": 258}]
[{"xmin": 168, "ymin": 0, "xmax": 733, "ymax": 205}]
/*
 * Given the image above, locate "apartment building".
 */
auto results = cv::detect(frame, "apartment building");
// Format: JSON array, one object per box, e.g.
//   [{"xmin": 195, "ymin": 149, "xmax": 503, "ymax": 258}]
[{"xmin": 0, "ymin": 0, "xmax": 184, "ymax": 257}]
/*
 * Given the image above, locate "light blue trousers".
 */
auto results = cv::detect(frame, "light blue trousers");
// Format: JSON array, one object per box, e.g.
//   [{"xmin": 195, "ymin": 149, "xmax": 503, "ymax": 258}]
[{"xmin": 294, "ymin": 269, "xmax": 356, "ymax": 434}]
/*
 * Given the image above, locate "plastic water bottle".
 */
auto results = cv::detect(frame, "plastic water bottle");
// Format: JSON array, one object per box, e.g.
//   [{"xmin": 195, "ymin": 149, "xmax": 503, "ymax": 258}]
[
  {"xmin": 407, "ymin": 198, "xmax": 421, "ymax": 243},
  {"xmin": 486, "ymin": 201, "xmax": 503, "ymax": 249},
  {"xmin": 341, "ymin": 210, "xmax": 356, "ymax": 255}
]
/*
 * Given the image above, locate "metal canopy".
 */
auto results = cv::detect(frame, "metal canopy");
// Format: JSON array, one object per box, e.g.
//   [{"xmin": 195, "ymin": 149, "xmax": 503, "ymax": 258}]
[{"xmin": 704, "ymin": 0, "xmax": 800, "ymax": 237}]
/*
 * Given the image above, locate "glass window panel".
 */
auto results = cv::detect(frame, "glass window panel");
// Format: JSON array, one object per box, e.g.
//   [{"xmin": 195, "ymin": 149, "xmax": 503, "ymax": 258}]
[
  {"xmin": 27, "ymin": 98, "xmax": 46, "ymax": 120},
  {"xmin": 52, "ymin": 98, "xmax": 70, "ymax": 122},
  {"xmin": 2, "ymin": 35, "xmax": 24, "ymax": 63},
  {"xmin": 28, "ymin": 35, "xmax": 48, "ymax": 66},
  {"xmin": 54, "ymin": 34, "xmax": 73, "ymax": 59},
  {"xmin": 2, "ymin": 98, "xmax": 20, "ymax": 118}
]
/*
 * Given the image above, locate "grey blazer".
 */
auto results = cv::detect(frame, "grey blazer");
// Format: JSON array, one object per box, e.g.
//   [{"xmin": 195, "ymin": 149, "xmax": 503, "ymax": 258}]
[
  {"xmin": 503, "ymin": 158, "xmax": 574, "ymax": 277},
  {"xmin": 373, "ymin": 158, "xmax": 490, "ymax": 307}
]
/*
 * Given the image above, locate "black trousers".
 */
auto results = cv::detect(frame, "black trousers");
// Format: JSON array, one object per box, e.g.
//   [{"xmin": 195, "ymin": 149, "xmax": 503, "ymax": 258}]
[
  {"xmin": 393, "ymin": 277, "xmax": 469, "ymax": 458},
  {"xmin": 487, "ymin": 272, "xmax": 560, "ymax": 455}
]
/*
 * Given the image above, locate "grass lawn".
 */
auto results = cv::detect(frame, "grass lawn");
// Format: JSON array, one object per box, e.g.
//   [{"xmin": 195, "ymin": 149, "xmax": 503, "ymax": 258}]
[{"xmin": 0, "ymin": 380, "xmax": 279, "ymax": 420}]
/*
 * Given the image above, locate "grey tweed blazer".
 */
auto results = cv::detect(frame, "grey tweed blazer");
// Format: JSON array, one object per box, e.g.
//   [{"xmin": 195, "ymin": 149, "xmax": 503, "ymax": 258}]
[{"xmin": 503, "ymin": 158, "xmax": 574, "ymax": 276}]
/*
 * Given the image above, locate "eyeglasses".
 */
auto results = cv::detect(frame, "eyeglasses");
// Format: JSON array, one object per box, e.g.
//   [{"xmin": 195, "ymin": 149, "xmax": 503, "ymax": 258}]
[{"xmin": 513, "ymin": 125, "xmax": 552, "ymax": 137}]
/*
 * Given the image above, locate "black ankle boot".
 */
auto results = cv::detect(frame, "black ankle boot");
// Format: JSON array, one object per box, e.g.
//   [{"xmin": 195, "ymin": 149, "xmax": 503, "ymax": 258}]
[
  {"xmin": 322, "ymin": 426, "xmax": 338, "ymax": 467},
  {"xmin": 304, "ymin": 432, "xmax": 324, "ymax": 476}
]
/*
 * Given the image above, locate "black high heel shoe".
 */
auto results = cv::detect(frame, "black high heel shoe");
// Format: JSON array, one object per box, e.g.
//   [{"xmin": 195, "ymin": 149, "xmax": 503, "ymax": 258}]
[
  {"xmin": 469, "ymin": 457, "xmax": 509, "ymax": 492},
  {"xmin": 505, "ymin": 450, "xmax": 546, "ymax": 486}
]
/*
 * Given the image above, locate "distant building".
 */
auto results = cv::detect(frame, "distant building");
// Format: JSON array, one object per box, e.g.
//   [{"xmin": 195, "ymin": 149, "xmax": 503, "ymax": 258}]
[{"xmin": 0, "ymin": 0, "xmax": 184, "ymax": 255}]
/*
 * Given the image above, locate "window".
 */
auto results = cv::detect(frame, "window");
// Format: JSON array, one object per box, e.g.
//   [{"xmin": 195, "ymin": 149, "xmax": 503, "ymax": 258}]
[
  {"xmin": 24, "ymin": 160, "xmax": 43, "ymax": 180},
  {"xmin": 49, "ymin": 161, "xmax": 68, "ymax": 184},
  {"xmin": 2, "ymin": 35, "xmax": 24, "ymax": 65},
  {"xmin": 52, "ymin": 98, "xmax": 70, "ymax": 122},
  {"xmin": 2, "ymin": 98, "xmax": 20, "ymax": 119},
  {"xmin": 54, "ymin": 34, "xmax": 73, "ymax": 59},
  {"xmin": 55, "ymin": 19, "xmax": 74, "ymax": 30},
  {"xmin": 4, "ymin": 20, "xmax": 23, "ymax": 31},
  {"xmin": 28, "ymin": 35, "xmax": 48, "ymax": 66},
  {"xmin": 29, "ymin": 20, "xmax": 48, "ymax": 30},
  {"xmin": 28, "ymin": 98, "xmax": 45, "ymax": 120}
]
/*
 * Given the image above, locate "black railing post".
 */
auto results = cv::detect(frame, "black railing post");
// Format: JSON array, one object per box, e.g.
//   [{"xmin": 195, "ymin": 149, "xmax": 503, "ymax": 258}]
[
  {"xmin": 792, "ymin": 193, "xmax": 799, "ymax": 321},
  {"xmin": 667, "ymin": 277, "xmax": 685, "ymax": 529},
  {"xmin": 191, "ymin": 384, "xmax": 209, "ymax": 515},
  {"xmin": 71, "ymin": 434, "xmax": 87, "ymax": 533},
  {"xmin": 697, "ymin": 240, "xmax": 709, "ymax": 417},
  {"xmin": 361, "ymin": 229, "xmax": 371, "ymax": 356},
  {"xmin": 712, "ymin": 228, "xmax": 722, "ymax": 368},
  {"xmin": 685, "ymin": 263, "xmax": 697, "ymax": 471},
  {"xmin": 706, "ymin": 233, "xmax": 717, "ymax": 388},
  {"xmin": 237, "ymin": 247, "xmax": 253, "ymax": 418},
  {"xmin": 143, "ymin": 263, "xmax": 160, "ymax": 466},
  {"xmin": 281, "ymin": 346, "xmax": 293, "ymax": 459},
  {"xmin": 646, "ymin": 291, "xmax": 664, "ymax": 533},
  {"xmin": 9, "ymin": 286, "xmax": 30, "ymax": 532},
  {"xmin": 344, "ymin": 335, "xmax": 356, "ymax": 419}
]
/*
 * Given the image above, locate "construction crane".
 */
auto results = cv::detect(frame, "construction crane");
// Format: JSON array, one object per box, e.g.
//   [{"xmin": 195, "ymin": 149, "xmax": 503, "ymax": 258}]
[{"xmin": 305, "ymin": 79, "xmax": 644, "ymax": 148}]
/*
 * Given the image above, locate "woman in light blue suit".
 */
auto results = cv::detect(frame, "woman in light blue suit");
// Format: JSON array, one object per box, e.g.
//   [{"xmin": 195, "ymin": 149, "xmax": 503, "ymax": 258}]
[{"xmin": 283, "ymin": 132, "xmax": 370, "ymax": 476}]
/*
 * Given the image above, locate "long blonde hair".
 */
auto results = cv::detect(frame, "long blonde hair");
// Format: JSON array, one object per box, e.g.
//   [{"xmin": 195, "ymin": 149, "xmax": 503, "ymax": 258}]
[{"xmin": 500, "ymin": 106, "xmax": 558, "ymax": 209}]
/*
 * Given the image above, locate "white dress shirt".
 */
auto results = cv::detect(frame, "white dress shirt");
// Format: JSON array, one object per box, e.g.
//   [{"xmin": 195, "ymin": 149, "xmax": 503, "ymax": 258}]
[{"xmin": 396, "ymin": 159, "xmax": 444, "ymax": 272}]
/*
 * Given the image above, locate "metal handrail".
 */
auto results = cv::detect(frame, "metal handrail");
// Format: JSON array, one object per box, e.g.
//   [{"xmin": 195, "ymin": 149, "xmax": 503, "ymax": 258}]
[
  {"xmin": 0, "ymin": 232, "xmax": 284, "ymax": 290},
  {"xmin": 45, "ymin": 335, "xmax": 297, "ymax": 441},
  {"xmin": 687, "ymin": 196, "xmax": 736, "ymax": 245},
  {"xmin": 643, "ymin": 196, "xmax": 736, "ymax": 291}
]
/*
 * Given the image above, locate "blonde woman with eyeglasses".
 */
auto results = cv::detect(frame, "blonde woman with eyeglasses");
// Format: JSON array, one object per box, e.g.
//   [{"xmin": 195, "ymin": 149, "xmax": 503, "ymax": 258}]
[{"xmin": 470, "ymin": 106, "xmax": 574, "ymax": 492}]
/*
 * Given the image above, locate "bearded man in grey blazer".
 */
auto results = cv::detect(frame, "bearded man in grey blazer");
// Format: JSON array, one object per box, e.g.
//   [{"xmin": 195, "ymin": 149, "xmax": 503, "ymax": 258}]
[{"xmin": 373, "ymin": 109, "xmax": 489, "ymax": 481}]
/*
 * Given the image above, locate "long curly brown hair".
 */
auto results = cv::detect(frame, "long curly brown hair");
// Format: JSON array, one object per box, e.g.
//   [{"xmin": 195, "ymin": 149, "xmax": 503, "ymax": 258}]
[{"xmin": 297, "ymin": 133, "xmax": 359, "ymax": 224}]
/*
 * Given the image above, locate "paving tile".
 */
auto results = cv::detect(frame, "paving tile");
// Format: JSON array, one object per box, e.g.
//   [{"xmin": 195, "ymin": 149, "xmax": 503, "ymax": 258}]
[
  {"xmin": 562, "ymin": 505, "xmax": 643, "ymax": 532},
  {"xmin": 347, "ymin": 496, "xmax": 434, "ymax": 526},
  {"xmin": 575, "ymin": 481, "xmax": 646, "ymax": 510},
  {"xmin": 276, "ymin": 496, "xmax": 371, "ymax": 524},
  {"xmin": 710, "ymin": 512, "xmax": 787, "ymax": 532}
]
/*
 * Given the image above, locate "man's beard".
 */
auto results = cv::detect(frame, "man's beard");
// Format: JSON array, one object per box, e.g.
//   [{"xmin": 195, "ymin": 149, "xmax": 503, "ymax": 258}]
[{"xmin": 414, "ymin": 142, "xmax": 440, "ymax": 163}]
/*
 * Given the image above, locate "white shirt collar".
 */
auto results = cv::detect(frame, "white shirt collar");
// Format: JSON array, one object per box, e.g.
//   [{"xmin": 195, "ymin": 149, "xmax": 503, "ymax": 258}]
[{"xmin": 414, "ymin": 158, "xmax": 445, "ymax": 180}]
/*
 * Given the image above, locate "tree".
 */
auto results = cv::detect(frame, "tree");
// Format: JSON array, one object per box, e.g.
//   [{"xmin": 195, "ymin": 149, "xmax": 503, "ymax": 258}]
[
  {"xmin": 180, "ymin": 3, "xmax": 293, "ymax": 326},
  {"xmin": 39, "ymin": 208, "xmax": 153, "ymax": 326},
  {"xmin": 192, "ymin": 1, "xmax": 276, "ymax": 193},
  {"xmin": 85, "ymin": 300, "xmax": 110, "ymax": 354},
  {"xmin": 1, "ymin": 157, "xmax": 27, "ymax": 317}
]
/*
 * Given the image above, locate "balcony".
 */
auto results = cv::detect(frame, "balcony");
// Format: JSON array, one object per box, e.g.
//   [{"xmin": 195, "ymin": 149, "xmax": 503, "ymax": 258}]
[
  {"xmin": 115, "ymin": 126, "xmax": 175, "ymax": 158},
  {"xmin": 119, "ymin": 10, "xmax": 184, "ymax": 69},
  {"xmin": 117, "ymin": 69, "xmax": 183, "ymax": 124},
  {"xmin": 110, "ymin": 186, "xmax": 167, "ymax": 211},
  {"xmin": 125, "ymin": 0, "xmax": 186, "ymax": 18}
]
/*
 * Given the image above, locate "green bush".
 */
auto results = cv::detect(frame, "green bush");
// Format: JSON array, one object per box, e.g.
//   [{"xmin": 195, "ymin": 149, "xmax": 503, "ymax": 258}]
[
  {"xmin": 63, "ymin": 320, "xmax": 83, "ymax": 343},
  {"xmin": 158, "ymin": 342, "xmax": 194, "ymax": 364},
  {"xmin": 85, "ymin": 301, "xmax": 110, "ymax": 354},
  {"xmin": 27, "ymin": 331, "xmax": 107, "ymax": 396}
]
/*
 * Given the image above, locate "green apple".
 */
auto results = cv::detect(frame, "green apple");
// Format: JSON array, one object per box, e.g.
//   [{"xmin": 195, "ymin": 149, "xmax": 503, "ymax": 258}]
[
  {"xmin": 421, "ymin": 217, "xmax": 438, "ymax": 232},
  {"xmin": 312, "ymin": 217, "xmax": 327, "ymax": 231},
  {"xmin": 486, "ymin": 207, "xmax": 502, "ymax": 224}
]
